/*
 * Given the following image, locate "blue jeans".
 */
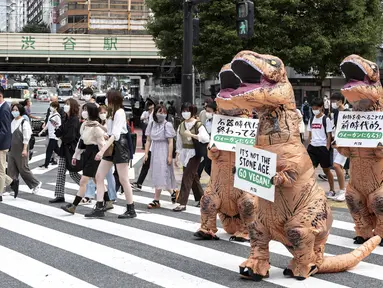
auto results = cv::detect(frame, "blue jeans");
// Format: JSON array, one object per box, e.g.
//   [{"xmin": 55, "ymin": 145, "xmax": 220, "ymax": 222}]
[{"xmin": 85, "ymin": 168, "xmax": 117, "ymax": 201}]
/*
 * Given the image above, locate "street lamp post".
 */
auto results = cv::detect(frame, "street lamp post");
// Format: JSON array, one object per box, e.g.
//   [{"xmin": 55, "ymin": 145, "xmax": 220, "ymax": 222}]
[{"xmin": 181, "ymin": 0, "xmax": 210, "ymax": 105}]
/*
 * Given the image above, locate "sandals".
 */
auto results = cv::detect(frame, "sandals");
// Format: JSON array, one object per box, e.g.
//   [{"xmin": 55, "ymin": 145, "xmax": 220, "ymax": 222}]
[
  {"xmin": 147, "ymin": 200, "xmax": 161, "ymax": 209},
  {"xmin": 79, "ymin": 197, "xmax": 92, "ymax": 206},
  {"xmin": 173, "ymin": 205, "xmax": 186, "ymax": 212}
]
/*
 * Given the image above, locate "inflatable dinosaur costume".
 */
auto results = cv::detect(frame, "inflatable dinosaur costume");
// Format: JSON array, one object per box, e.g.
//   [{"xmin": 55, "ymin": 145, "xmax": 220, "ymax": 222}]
[
  {"xmin": 194, "ymin": 64, "xmax": 257, "ymax": 242},
  {"xmin": 336, "ymin": 54, "xmax": 383, "ymax": 245},
  {"xmin": 215, "ymin": 50, "xmax": 381, "ymax": 281}
]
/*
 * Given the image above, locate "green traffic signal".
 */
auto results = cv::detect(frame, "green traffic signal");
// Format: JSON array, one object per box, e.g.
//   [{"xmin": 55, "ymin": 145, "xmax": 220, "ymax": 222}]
[
  {"xmin": 236, "ymin": 0, "xmax": 254, "ymax": 39},
  {"xmin": 239, "ymin": 20, "xmax": 248, "ymax": 35}
]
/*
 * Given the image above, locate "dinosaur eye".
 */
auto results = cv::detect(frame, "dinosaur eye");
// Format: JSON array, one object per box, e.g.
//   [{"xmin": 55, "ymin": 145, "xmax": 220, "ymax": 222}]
[
  {"xmin": 371, "ymin": 64, "xmax": 377, "ymax": 71},
  {"xmin": 267, "ymin": 59, "xmax": 280, "ymax": 67}
]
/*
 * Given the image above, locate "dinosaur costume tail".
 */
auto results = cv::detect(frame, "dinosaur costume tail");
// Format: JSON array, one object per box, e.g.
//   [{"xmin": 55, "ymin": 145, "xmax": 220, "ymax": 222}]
[{"xmin": 318, "ymin": 236, "xmax": 381, "ymax": 273}]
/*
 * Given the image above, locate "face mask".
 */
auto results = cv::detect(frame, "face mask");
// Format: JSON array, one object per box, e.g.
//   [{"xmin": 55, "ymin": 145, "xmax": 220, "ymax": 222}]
[
  {"xmin": 99, "ymin": 113, "xmax": 107, "ymax": 121},
  {"xmin": 205, "ymin": 112, "xmax": 213, "ymax": 119},
  {"xmin": 331, "ymin": 103, "xmax": 339, "ymax": 110},
  {"xmin": 105, "ymin": 99, "xmax": 108, "ymax": 106},
  {"xmin": 182, "ymin": 112, "xmax": 191, "ymax": 120},
  {"xmin": 64, "ymin": 105, "xmax": 70, "ymax": 113},
  {"xmin": 156, "ymin": 113, "xmax": 166, "ymax": 122},
  {"xmin": 12, "ymin": 111, "xmax": 20, "ymax": 118},
  {"xmin": 82, "ymin": 111, "xmax": 88, "ymax": 119},
  {"xmin": 50, "ymin": 107, "xmax": 55, "ymax": 112},
  {"xmin": 312, "ymin": 109, "xmax": 321, "ymax": 116},
  {"xmin": 84, "ymin": 95, "xmax": 91, "ymax": 101}
]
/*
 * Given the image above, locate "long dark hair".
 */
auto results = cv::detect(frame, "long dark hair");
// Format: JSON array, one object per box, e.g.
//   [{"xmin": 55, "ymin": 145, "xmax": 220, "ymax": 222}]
[
  {"xmin": 181, "ymin": 102, "xmax": 197, "ymax": 117},
  {"xmin": 66, "ymin": 98, "xmax": 79, "ymax": 117},
  {"xmin": 106, "ymin": 89, "xmax": 123, "ymax": 119},
  {"xmin": 85, "ymin": 103, "xmax": 99, "ymax": 121}
]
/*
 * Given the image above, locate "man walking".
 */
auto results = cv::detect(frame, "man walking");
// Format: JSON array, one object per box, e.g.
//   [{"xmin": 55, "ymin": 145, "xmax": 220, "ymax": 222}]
[{"xmin": 0, "ymin": 87, "xmax": 19, "ymax": 201}]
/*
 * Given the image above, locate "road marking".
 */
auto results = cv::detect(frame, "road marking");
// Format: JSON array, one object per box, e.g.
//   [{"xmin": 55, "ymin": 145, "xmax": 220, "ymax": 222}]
[
  {"xmin": 29, "ymin": 153, "xmax": 46, "ymax": 164},
  {"xmin": 0, "ymin": 245, "xmax": 97, "ymax": 288}
]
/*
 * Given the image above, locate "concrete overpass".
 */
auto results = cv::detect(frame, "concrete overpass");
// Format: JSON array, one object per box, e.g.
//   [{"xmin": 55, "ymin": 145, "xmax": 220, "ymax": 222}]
[{"xmin": 0, "ymin": 33, "xmax": 179, "ymax": 75}]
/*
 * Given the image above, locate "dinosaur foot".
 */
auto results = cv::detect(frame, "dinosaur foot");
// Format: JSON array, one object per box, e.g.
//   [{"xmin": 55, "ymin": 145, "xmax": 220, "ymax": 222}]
[
  {"xmin": 353, "ymin": 236, "xmax": 370, "ymax": 244},
  {"xmin": 283, "ymin": 265, "xmax": 318, "ymax": 281},
  {"xmin": 193, "ymin": 230, "xmax": 219, "ymax": 240},
  {"xmin": 239, "ymin": 266, "xmax": 269, "ymax": 282},
  {"xmin": 229, "ymin": 235, "xmax": 249, "ymax": 242}
]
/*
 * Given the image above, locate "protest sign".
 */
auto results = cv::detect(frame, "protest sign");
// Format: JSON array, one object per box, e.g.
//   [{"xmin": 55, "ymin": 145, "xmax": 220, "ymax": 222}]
[
  {"xmin": 210, "ymin": 115, "xmax": 258, "ymax": 151},
  {"xmin": 234, "ymin": 144, "xmax": 276, "ymax": 202},
  {"xmin": 334, "ymin": 111, "xmax": 383, "ymax": 148}
]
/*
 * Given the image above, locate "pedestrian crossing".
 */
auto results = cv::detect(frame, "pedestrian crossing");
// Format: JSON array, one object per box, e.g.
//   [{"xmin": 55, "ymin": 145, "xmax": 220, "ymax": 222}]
[{"xmin": 0, "ymin": 180, "xmax": 382, "ymax": 288}]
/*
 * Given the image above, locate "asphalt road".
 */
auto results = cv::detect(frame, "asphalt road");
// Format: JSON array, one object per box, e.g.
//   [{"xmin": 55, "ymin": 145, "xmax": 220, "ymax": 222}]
[{"xmin": 0, "ymin": 101, "xmax": 382, "ymax": 287}]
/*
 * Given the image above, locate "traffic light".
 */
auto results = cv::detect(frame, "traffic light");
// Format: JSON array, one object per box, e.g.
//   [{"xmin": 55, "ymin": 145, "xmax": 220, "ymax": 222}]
[{"xmin": 236, "ymin": 0, "xmax": 254, "ymax": 39}]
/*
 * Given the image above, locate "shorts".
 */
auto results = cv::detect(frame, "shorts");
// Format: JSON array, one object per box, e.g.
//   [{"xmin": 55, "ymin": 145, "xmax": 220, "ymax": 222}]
[
  {"xmin": 333, "ymin": 148, "xmax": 347, "ymax": 167},
  {"xmin": 103, "ymin": 134, "xmax": 131, "ymax": 164},
  {"xmin": 307, "ymin": 145, "xmax": 332, "ymax": 169},
  {"xmin": 82, "ymin": 145, "xmax": 100, "ymax": 177}
]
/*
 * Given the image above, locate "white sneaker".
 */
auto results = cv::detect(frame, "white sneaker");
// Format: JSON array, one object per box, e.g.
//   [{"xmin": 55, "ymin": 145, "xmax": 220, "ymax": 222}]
[
  {"xmin": 325, "ymin": 190, "xmax": 336, "ymax": 199},
  {"xmin": 32, "ymin": 182, "xmax": 42, "ymax": 195},
  {"xmin": 335, "ymin": 190, "xmax": 346, "ymax": 202}
]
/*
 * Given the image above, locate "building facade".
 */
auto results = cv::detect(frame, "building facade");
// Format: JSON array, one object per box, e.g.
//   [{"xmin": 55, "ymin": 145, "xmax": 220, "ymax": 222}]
[
  {"xmin": 5, "ymin": 0, "xmax": 27, "ymax": 32},
  {"xmin": 57, "ymin": 0, "xmax": 149, "ymax": 34}
]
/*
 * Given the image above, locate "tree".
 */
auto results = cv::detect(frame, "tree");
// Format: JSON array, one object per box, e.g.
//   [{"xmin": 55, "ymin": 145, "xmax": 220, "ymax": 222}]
[
  {"xmin": 21, "ymin": 22, "xmax": 50, "ymax": 33},
  {"xmin": 146, "ymin": 0, "xmax": 383, "ymax": 79}
]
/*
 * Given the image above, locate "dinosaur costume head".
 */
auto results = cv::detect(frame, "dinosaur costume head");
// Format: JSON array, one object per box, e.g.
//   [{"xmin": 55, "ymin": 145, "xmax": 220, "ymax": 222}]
[
  {"xmin": 340, "ymin": 54, "xmax": 383, "ymax": 111},
  {"xmin": 216, "ymin": 51, "xmax": 296, "ymax": 114}
]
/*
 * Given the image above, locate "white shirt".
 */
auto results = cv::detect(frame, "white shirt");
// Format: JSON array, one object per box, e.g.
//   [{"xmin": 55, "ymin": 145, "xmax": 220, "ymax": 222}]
[
  {"xmin": 295, "ymin": 109, "xmax": 305, "ymax": 134},
  {"xmin": 140, "ymin": 110, "xmax": 152, "ymax": 124},
  {"xmin": 308, "ymin": 115, "xmax": 332, "ymax": 147},
  {"xmin": 11, "ymin": 117, "xmax": 32, "ymax": 145},
  {"xmin": 43, "ymin": 111, "xmax": 61, "ymax": 140},
  {"xmin": 107, "ymin": 109, "xmax": 128, "ymax": 141},
  {"xmin": 324, "ymin": 98, "xmax": 330, "ymax": 109},
  {"xmin": 205, "ymin": 119, "xmax": 213, "ymax": 134},
  {"xmin": 176, "ymin": 119, "xmax": 210, "ymax": 167}
]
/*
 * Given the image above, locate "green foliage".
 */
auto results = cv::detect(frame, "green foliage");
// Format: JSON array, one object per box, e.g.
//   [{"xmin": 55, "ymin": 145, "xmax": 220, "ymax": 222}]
[
  {"xmin": 146, "ymin": 0, "xmax": 383, "ymax": 79},
  {"xmin": 21, "ymin": 22, "xmax": 50, "ymax": 33}
]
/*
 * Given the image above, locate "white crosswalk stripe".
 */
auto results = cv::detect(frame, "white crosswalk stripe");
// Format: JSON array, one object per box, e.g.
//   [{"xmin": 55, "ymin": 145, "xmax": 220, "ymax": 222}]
[
  {"xmin": 1, "ymin": 150, "xmax": 381, "ymax": 288},
  {"xmin": 0, "ymin": 181, "xmax": 381, "ymax": 288}
]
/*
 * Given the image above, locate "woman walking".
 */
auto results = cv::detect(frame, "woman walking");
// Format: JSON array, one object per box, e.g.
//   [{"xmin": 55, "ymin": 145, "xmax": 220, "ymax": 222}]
[
  {"xmin": 8, "ymin": 104, "xmax": 41, "ymax": 196},
  {"xmin": 38, "ymin": 101, "xmax": 61, "ymax": 169},
  {"xmin": 49, "ymin": 98, "xmax": 81, "ymax": 204},
  {"xmin": 173, "ymin": 102, "xmax": 210, "ymax": 212},
  {"xmin": 61, "ymin": 103, "xmax": 107, "ymax": 214},
  {"xmin": 145, "ymin": 104, "xmax": 177, "ymax": 208},
  {"xmin": 85, "ymin": 90, "xmax": 136, "ymax": 218}
]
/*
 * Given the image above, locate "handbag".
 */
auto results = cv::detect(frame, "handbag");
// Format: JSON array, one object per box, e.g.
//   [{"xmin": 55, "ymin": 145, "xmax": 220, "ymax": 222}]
[
  {"xmin": 186, "ymin": 121, "xmax": 208, "ymax": 158},
  {"xmin": 64, "ymin": 144, "xmax": 83, "ymax": 172}
]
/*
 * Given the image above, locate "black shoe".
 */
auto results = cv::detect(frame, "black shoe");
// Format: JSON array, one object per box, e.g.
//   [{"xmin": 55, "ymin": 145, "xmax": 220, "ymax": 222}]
[
  {"xmin": 39, "ymin": 164, "xmax": 48, "ymax": 168},
  {"xmin": 49, "ymin": 197, "xmax": 65, "ymax": 203},
  {"xmin": 345, "ymin": 174, "xmax": 350, "ymax": 181},
  {"xmin": 61, "ymin": 203, "xmax": 76, "ymax": 214},
  {"xmin": 51, "ymin": 160, "xmax": 58, "ymax": 165},
  {"xmin": 132, "ymin": 183, "xmax": 142, "ymax": 190},
  {"xmin": 0, "ymin": 196, "xmax": 2, "ymax": 202},
  {"xmin": 318, "ymin": 174, "xmax": 327, "ymax": 181},
  {"xmin": 10, "ymin": 179, "xmax": 19, "ymax": 198},
  {"xmin": 196, "ymin": 201, "xmax": 200, "ymax": 207},
  {"xmin": 84, "ymin": 207, "xmax": 105, "ymax": 218},
  {"xmin": 118, "ymin": 203, "xmax": 137, "ymax": 219}
]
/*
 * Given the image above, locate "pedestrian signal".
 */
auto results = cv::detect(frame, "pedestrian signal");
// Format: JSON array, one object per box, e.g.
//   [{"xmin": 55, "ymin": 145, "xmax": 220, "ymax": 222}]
[{"xmin": 236, "ymin": 1, "xmax": 254, "ymax": 39}]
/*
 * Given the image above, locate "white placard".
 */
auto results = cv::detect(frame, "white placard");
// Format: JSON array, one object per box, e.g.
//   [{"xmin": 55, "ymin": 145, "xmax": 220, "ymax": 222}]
[
  {"xmin": 334, "ymin": 111, "xmax": 383, "ymax": 148},
  {"xmin": 210, "ymin": 115, "xmax": 258, "ymax": 151},
  {"xmin": 234, "ymin": 144, "xmax": 276, "ymax": 202}
]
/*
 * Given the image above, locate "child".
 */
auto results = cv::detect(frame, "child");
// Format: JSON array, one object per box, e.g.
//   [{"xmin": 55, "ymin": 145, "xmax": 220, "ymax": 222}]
[{"xmin": 307, "ymin": 97, "xmax": 335, "ymax": 197}]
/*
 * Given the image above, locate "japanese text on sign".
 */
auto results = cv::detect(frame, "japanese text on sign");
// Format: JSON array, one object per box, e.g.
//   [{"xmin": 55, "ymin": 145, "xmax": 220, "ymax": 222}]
[
  {"xmin": 234, "ymin": 144, "xmax": 276, "ymax": 202},
  {"xmin": 210, "ymin": 115, "xmax": 258, "ymax": 151},
  {"xmin": 335, "ymin": 111, "xmax": 383, "ymax": 147}
]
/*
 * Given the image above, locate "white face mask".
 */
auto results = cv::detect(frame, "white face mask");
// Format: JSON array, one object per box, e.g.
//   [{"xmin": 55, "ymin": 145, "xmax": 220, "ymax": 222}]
[
  {"xmin": 84, "ymin": 95, "xmax": 91, "ymax": 102},
  {"xmin": 331, "ymin": 102, "xmax": 339, "ymax": 110},
  {"xmin": 182, "ymin": 112, "xmax": 191, "ymax": 120},
  {"xmin": 82, "ymin": 111, "xmax": 88, "ymax": 119},
  {"xmin": 312, "ymin": 109, "xmax": 321, "ymax": 116},
  {"xmin": 64, "ymin": 105, "xmax": 70, "ymax": 113},
  {"xmin": 205, "ymin": 112, "xmax": 213, "ymax": 119},
  {"xmin": 50, "ymin": 106, "xmax": 55, "ymax": 112},
  {"xmin": 99, "ymin": 113, "xmax": 107, "ymax": 121}
]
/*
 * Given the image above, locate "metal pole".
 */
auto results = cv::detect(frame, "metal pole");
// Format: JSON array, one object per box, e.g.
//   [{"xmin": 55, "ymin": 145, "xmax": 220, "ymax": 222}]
[
  {"xmin": 181, "ymin": 0, "xmax": 193, "ymax": 105},
  {"xmin": 192, "ymin": 65, "xmax": 195, "ymax": 104}
]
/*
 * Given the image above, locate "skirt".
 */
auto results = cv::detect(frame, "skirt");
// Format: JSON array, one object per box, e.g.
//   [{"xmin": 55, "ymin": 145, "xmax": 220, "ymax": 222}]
[
  {"xmin": 103, "ymin": 134, "xmax": 131, "ymax": 164},
  {"xmin": 82, "ymin": 145, "xmax": 100, "ymax": 177}
]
